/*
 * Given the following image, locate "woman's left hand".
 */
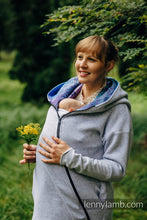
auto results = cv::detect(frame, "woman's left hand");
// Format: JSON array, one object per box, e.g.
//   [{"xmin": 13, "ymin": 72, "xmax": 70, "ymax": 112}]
[{"xmin": 38, "ymin": 136, "xmax": 70, "ymax": 164}]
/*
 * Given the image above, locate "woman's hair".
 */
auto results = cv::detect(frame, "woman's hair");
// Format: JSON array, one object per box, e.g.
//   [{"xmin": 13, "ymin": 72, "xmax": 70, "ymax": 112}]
[{"xmin": 76, "ymin": 35, "xmax": 119, "ymax": 65}]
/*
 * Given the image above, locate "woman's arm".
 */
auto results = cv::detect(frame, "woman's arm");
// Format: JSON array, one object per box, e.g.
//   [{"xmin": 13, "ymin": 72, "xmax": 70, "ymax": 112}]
[
  {"xmin": 60, "ymin": 131, "xmax": 132, "ymax": 182},
  {"xmin": 39, "ymin": 105, "xmax": 133, "ymax": 182},
  {"xmin": 38, "ymin": 130, "xmax": 132, "ymax": 182},
  {"xmin": 60, "ymin": 105, "xmax": 133, "ymax": 182}
]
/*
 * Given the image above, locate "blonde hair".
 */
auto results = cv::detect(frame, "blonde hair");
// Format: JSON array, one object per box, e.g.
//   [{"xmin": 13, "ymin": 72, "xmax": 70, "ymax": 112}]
[{"xmin": 76, "ymin": 35, "xmax": 119, "ymax": 65}]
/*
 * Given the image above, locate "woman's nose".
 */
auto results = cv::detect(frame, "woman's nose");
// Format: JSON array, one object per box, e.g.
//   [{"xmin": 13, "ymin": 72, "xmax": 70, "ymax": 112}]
[{"xmin": 80, "ymin": 59, "xmax": 87, "ymax": 68}]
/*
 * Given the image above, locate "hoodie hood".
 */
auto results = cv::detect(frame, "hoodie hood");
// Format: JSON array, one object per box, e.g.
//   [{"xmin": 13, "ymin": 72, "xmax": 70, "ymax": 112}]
[{"xmin": 47, "ymin": 76, "xmax": 131, "ymax": 113}]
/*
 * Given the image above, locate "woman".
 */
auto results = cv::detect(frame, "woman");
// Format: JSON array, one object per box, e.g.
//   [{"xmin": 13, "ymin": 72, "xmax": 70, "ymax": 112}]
[{"xmin": 20, "ymin": 35, "xmax": 133, "ymax": 220}]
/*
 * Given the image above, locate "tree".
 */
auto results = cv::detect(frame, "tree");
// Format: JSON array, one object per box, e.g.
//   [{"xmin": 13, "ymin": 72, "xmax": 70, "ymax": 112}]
[
  {"xmin": 9, "ymin": 0, "xmax": 74, "ymax": 102},
  {"xmin": 0, "ymin": 0, "xmax": 15, "ymax": 52},
  {"xmin": 41, "ymin": 0, "xmax": 147, "ymax": 94}
]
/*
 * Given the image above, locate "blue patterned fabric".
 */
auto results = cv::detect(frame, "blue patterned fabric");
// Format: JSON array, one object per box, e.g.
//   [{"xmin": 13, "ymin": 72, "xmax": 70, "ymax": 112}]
[{"xmin": 47, "ymin": 76, "xmax": 118, "ymax": 110}]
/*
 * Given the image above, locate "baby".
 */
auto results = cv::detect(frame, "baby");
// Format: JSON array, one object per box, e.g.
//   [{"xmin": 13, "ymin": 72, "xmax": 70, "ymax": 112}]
[{"xmin": 59, "ymin": 98, "xmax": 83, "ymax": 112}]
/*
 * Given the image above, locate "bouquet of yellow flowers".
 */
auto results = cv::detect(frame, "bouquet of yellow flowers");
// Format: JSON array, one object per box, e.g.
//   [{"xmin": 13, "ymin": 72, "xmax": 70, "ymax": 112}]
[
  {"xmin": 16, "ymin": 123, "xmax": 41, "ymax": 144},
  {"xmin": 16, "ymin": 123, "xmax": 41, "ymax": 170}
]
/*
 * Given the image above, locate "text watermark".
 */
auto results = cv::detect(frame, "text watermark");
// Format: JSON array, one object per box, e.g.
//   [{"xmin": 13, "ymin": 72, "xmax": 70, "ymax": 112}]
[{"xmin": 83, "ymin": 199, "xmax": 144, "ymax": 210}]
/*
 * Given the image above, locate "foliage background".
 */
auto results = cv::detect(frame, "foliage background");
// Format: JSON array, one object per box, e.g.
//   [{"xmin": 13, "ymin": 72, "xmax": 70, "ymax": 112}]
[
  {"xmin": 1, "ymin": 0, "xmax": 78, "ymax": 102},
  {"xmin": 42, "ymin": 0, "xmax": 147, "ymax": 94},
  {"xmin": 0, "ymin": 0, "xmax": 147, "ymax": 219}
]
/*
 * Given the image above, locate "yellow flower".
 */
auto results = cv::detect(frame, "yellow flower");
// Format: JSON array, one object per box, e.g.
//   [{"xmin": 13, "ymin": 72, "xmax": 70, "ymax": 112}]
[
  {"xmin": 16, "ymin": 123, "xmax": 41, "ymax": 171},
  {"xmin": 20, "ymin": 131, "xmax": 25, "ymax": 135},
  {"xmin": 16, "ymin": 123, "xmax": 41, "ymax": 143}
]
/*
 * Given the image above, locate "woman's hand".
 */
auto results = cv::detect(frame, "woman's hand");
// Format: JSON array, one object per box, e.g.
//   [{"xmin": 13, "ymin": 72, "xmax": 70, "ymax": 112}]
[
  {"xmin": 38, "ymin": 136, "xmax": 70, "ymax": 164},
  {"xmin": 19, "ymin": 143, "xmax": 37, "ymax": 164}
]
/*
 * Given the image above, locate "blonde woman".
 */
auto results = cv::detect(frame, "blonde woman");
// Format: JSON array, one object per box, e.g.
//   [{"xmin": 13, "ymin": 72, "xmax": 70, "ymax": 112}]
[{"xmin": 20, "ymin": 35, "xmax": 133, "ymax": 220}]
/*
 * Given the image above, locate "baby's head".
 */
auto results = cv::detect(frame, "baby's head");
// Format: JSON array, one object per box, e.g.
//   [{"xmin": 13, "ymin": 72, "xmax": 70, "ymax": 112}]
[
  {"xmin": 76, "ymin": 35, "xmax": 119, "ymax": 66},
  {"xmin": 59, "ymin": 98, "xmax": 82, "ymax": 112}
]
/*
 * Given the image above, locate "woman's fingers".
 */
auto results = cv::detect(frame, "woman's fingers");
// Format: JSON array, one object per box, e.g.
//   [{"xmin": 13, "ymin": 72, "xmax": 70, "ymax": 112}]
[
  {"xmin": 38, "ymin": 136, "xmax": 70, "ymax": 164},
  {"xmin": 20, "ymin": 144, "xmax": 37, "ymax": 164},
  {"xmin": 19, "ymin": 159, "xmax": 27, "ymax": 164},
  {"xmin": 38, "ymin": 149, "xmax": 51, "ymax": 158},
  {"xmin": 38, "ymin": 141, "xmax": 53, "ymax": 160},
  {"xmin": 23, "ymin": 148, "xmax": 36, "ymax": 160},
  {"xmin": 51, "ymin": 136, "xmax": 61, "ymax": 144},
  {"xmin": 23, "ymin": 148, "xmax": 36, "ymax": 155},
  {"xmin": 19, "ymin": 158, "xmax": 36, "ymax": 164},
  {"xmin": 39, "ymin": 141, "xmax": 53, "ymax": 153},
  {"xmin": 42, "ymin": 136, "xmax": 57, "ymax": 148},
  {"xmin": 23, "ymin": 154, "xmax": 36, "ymax": 160},
  {"xmin": 23, "ymin": 143, "xmax": 37, "ymax": 151}
]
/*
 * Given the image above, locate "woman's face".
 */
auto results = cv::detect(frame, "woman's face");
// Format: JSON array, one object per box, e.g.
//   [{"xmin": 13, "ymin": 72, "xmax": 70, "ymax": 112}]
[{"xmin": 75, "ymin": 51, "xmax": 109, "ymax": 88}]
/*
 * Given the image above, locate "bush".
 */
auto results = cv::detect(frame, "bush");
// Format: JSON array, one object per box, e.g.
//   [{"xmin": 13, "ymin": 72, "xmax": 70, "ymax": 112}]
[
  {"xmin": 0, "ymin": 103, "xmax": 49, "ymax": 153},
  {"xmin": 132, "ymin": 113, "xmax": 147, "ymax": 143},
  {"xmin": 134, "ymin": 170, "xmax": 147, "ymax": 210}
]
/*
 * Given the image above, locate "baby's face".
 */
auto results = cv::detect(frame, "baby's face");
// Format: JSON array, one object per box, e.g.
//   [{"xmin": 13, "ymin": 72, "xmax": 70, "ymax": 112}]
[{"xmin": 59, "ymin": 98, "xmax": 82, "ymax": 111}]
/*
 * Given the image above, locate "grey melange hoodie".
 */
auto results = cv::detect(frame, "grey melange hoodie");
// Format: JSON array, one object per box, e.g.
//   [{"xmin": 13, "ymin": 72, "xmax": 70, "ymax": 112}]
[{"xmin": 32, "ymin": 77, "xmax": 133, "ymax": 220}]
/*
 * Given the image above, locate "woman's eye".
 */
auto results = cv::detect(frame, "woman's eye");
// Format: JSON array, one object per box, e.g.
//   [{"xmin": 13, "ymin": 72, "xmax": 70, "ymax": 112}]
[
  {"xmin": 89, "ymin": 58, "xmax": 96, "ymax": 61},
  {"xmin": 77, "ymin": 55, "xmax": 83, "ymax": 59}
]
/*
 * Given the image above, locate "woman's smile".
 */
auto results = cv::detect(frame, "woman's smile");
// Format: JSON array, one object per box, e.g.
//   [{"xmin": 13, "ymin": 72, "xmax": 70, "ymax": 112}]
[
  {"xmin": 75, "ymin": 52, "xmax": 109, "ymax": 90},
  {"xmin": 79, "ymin": 71, "xmax": 90, "ymax": 77}
]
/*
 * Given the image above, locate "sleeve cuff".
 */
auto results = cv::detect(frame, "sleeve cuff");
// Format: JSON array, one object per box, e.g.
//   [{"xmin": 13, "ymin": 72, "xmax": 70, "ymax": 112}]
[{"xmin": 60, "ymin": 148, "xmax": 75, "ymax": 165}]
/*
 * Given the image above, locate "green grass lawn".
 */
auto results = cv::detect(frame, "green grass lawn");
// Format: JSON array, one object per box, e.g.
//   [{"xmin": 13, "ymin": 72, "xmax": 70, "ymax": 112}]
[{"xmin": 0, "ymin": 53, "xmax": 147, "ymax": 219}]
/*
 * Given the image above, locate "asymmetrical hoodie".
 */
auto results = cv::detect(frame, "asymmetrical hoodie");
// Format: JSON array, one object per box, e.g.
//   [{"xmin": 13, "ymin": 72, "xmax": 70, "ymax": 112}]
[{"xmin": 32, "ymin": 77, "xmax": 133, "ymax": 220}]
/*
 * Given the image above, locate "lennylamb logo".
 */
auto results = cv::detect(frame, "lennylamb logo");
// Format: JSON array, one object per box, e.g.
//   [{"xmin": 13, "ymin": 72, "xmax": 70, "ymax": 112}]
[{"xmin": 83, "ymin": 199, "xmax": 144, "ymax": 210}]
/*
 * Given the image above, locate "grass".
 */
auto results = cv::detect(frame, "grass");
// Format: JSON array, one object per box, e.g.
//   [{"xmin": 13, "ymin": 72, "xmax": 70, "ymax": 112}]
[
  {"xmin": 0, "ymin": 153, "xmax": 34, "ymax": 220},
  {"xmin": 0, "ymin": 52, "xmax": 147, "ymax": 219},
  {"xmin": 0, "ymin": 53, "xmax": 25, "ymax": 107},
  {"xmin": 0, "ymin": 53, "xmax": 33, "ymax": 219},
  {"xmin": 0, "ymin": 52, "xmax": 49, "ymax": 219}
]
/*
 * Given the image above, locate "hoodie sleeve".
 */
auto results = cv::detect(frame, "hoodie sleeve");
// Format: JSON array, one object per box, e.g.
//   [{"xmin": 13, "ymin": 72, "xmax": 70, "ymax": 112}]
[{"xmin": 60, "ymin": 104, "xmax": 133, "ymax": 182}]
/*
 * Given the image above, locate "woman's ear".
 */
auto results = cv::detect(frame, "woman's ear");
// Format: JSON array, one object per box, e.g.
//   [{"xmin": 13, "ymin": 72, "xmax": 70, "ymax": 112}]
[{"xmin": 106, "ymin": 60, "xmax": 115, "ymax": 73}]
